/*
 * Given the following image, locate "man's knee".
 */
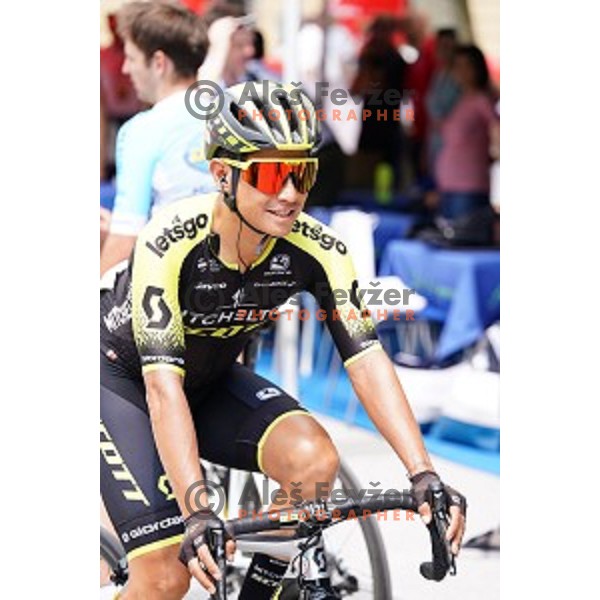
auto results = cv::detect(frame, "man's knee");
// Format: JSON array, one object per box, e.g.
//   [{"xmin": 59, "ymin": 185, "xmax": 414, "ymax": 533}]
[
  {"xmin": 126, "ymin": 546, "xmax": 190, "ymax": 599},
  {"xmin": 286, "ymin": 435, "xmax": 340, "ymax": 483},
  {"xmin": 262, "ymin": 415, "xmax": 340, "ymax": 491}
]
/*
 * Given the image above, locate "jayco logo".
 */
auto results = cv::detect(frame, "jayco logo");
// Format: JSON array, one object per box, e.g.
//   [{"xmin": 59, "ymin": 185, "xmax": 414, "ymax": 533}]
[
  {"xmin": 292, "ymin": 220, "xmax": 347, "ymax": 254},
  {"xmin": 146, "ymin": 213, "xmax": 209, "ymax": 258}
]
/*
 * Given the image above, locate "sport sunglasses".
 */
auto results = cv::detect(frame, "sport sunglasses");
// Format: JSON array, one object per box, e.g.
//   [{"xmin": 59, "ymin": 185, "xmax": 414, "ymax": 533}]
[{"xmin": 221, "ymin": 158, "xmax": 319, "ymax": 195}]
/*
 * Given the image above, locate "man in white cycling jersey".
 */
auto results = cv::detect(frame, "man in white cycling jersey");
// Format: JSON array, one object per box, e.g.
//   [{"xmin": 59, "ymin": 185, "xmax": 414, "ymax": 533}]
[{"xmin": 100, "ymin": 1, "xmax": 216, "ymax": 275}]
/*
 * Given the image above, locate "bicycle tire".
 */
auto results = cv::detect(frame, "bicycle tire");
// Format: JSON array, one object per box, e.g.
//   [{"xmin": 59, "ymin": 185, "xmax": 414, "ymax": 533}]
[
  {"xmin": 101, "ymin": 526, "xmax": 128, "ymax": 587},
  {"xmin": 101, "ymin": 526, "xmax": 124, "ymax": 570},
  {"xmin": 336, "ymin": 461, "xmax": 392, "ymax": 600}
]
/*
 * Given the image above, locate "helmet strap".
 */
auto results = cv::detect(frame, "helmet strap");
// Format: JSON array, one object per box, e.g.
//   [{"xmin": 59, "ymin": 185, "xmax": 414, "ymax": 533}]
[{"xmin": 222, "ymin": 167, "xmax": 270, "ymax": 237}]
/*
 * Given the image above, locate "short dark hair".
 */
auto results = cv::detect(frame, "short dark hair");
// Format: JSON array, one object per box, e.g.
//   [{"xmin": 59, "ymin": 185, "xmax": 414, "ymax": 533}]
[
  {"xmin": 455, "ymin": 44, "xmax": 490, "ymax": 90},
  {"xmin": 117, "ymin": 1, "xmax": 208, "ymax": 78},
  {"xmin": 203, "ymin": 4, "xmax": 246, "ymax": 28},
  {"xmin": 252, "ymin": 30, "xmax": 264, "ymax": 60},
  {"xmin": 437, "ymin": 28, "xmax": 457, "ymax": 41}
]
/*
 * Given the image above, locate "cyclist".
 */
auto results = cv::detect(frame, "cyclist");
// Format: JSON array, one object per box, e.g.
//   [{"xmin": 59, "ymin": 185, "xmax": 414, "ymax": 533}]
[
  {"xmin": 100, "ymin": 1, "xmax": 216, "ymax": 275},
  {"xmin": 100, "ymin": 81, "xmax": 467, "ymax": 600}
]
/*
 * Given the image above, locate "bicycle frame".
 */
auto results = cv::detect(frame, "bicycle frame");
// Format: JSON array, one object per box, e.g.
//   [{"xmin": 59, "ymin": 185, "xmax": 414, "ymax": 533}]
[{"xmin": 205, "ymin": 483, "xmax": 456, "ymax": 599}]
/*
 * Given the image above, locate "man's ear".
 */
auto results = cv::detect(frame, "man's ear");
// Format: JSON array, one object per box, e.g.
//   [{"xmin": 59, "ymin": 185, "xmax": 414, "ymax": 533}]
[
  {"xmin": 151, "ymin": 50, "xmax": 170, "ymax": 76},
  {"xmin": 209, "ymin": 160, "xmax": 229, "ymax": 190}
]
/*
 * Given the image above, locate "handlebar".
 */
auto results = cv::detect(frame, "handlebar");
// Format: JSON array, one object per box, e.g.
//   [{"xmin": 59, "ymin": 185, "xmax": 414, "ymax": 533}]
[
  {"xmin": 205, "ymin": 485, "xmax": 456, "ymax": 598},
  {"xmin": 420, "ymin": 482, "xmax": 457, "ymax": 581}
]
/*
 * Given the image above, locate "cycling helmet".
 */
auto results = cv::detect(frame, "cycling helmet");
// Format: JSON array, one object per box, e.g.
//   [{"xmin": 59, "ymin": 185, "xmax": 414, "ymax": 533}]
[{"xmin": 205, "ymin": 81, "xmax": 320, "ymax": 159}]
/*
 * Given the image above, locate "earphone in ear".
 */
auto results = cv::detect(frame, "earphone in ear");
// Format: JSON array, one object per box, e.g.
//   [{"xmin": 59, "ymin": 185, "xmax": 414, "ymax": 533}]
[{"xmin": 219, "ymin": 176, "xmax": 227, "ymax": 185}]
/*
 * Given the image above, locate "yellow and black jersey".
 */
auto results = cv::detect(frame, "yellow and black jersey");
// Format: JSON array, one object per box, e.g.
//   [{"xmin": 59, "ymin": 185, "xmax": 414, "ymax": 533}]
[{"xmin": 100, "ymin": 193, "xmax": 381, "ymax": 388}]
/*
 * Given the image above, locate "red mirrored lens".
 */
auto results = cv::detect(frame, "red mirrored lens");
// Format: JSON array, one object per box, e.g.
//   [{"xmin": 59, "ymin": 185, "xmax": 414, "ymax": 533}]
[{"xmin": 241, "ymin": 162, "xmax": 317, "ymax": 194}]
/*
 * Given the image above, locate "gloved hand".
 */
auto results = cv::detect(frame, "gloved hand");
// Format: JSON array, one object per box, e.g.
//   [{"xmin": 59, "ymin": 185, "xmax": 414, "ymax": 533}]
[
  {"xmin": 178, "ymin": 509, "xmax": 235, "ymax": 595},
  {"xmin": 410, "ymin": 471, "xmax": 467, "ymax": 555}
]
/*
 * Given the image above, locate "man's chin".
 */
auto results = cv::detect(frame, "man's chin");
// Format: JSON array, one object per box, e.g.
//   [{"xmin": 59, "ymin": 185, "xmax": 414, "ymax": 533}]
[{"xmin": 263, "ymin": 220, "xmax": 295, "ymax": 238}]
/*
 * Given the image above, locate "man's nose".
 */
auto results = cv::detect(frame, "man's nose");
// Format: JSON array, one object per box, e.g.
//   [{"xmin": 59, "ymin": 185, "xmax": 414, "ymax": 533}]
[{"xmin": 277, "ymin": 177, "xmax": 302, "ymax": 202}]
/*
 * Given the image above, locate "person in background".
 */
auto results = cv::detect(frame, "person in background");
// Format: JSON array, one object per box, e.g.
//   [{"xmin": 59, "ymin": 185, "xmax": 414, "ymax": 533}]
[
  {"xmin": 246, "ymin": 28, "xmax": 281, "ymax": 82},
  {"xmin": 433, "ymin": 44, "xmax": 500, "ymax": 244},
  {"xmin": 296, "ymin": 13, "xmax": 358, "ymax": 206},
  {"xmin": 101, "ymin": 10, "xmax": 145, "ymax": 183},
  {"xmin": 349, "ymin": 15, "xmax": 407, "ymax": 190},
  {"xmin": 100, "ymin": 1, "xmax": 215, "ymax": 275},
  {"xmin": 400, "ymin": 9, "xmax": 437, "ymax": 187},
  {"xmin": 197, "ymin": 7, "xmax": 255, "ymax": 87},
  {"xmin": 425, "ymin": 28, "xmax": 462, "ymax": 180}
]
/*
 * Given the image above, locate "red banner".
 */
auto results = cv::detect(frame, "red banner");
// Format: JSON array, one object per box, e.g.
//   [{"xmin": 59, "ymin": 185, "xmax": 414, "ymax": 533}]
[{"xmin": 330, "ymin": 0, "xmax": 407, "ymax": 36}]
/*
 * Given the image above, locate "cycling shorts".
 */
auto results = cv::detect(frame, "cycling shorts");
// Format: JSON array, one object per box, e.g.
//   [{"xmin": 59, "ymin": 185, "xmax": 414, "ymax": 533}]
[{"xmin": 100, "ymin": 353, "xmax": 308, "ymax": 560}]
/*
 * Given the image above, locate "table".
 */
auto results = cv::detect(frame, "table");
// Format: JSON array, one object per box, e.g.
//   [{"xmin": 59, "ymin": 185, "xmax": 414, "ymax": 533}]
[{"xmin": 379, "ymin": 240, "xmax": 500, "ymax": 361}]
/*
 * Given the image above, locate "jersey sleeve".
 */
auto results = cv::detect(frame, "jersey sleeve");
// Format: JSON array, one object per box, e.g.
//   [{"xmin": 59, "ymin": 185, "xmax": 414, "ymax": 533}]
[
  {"xmin": 288, "ymin": 216, "xmax": 382, "ymax": 367},
  {"xmin": 110, "ymin": 113, "xmax": 158, "ymax": 236},
  {"xmin": 130, "ymin": 195, "xmax": 214, "ymax": 376}
]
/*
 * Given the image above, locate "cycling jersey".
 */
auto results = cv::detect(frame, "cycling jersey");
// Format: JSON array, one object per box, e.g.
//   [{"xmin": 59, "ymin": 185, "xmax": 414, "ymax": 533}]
[
  {"xmin": 101, "ymin": 193, "xmax": 381, "ymax": 388},
  {"xmin": 110, "ymin": 90, "xmax": 216, "ymax": 236}
]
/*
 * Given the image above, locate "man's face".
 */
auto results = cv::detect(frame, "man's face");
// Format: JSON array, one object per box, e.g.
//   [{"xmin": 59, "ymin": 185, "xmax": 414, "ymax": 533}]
[
  {"xmin": 233, "ymin": 150, "xmax": 314, "ymax": 238},
  {"xmin": 122, "ymin": 39, "xmax": 158, "ymax": 104}
]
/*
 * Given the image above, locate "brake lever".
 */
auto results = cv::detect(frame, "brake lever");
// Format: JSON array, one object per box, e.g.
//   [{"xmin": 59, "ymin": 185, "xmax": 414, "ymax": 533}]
[
  {"xmin": 207, "ymin": 526, "xmax": 227, "ymax": 599},
  {"xmin": 419, "ymin": 482, "xmax": 457, "ymax": 581}
]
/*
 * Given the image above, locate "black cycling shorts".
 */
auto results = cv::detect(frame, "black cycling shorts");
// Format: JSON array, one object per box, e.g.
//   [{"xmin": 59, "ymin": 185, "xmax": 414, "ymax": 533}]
[{"xmin": 100, "ymin": 354, "xmax": 308, "ymax": 560}]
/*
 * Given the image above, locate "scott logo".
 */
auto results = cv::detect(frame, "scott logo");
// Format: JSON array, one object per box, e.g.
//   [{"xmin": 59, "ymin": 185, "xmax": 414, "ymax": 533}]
[
  {"xmin": 291, "ymin": 220, "xmax": 347, "ymax": 254},
  {"xmin": 142, "ymin": 286, "xmax": 172, "ymax": 329},
  {"xmin": 146, "ymin": 213, "xmax": 209, "ymax": 258}
]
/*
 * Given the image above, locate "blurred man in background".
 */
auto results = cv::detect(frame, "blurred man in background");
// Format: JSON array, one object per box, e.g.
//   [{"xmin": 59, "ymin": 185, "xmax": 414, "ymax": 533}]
[
  {"xmin": 197, "ymin": 5, "xmax": 256, "ymax": 86},
  {"xmin": 100, "ymin": 1, "xmax": 215, "ymax": 275}
]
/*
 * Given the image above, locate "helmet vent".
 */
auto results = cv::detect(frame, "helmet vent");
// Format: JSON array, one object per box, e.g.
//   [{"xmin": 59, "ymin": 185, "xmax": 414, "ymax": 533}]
[{"xmin": 231, "ymin": 101, "xmax": 260, "ymax": 132}]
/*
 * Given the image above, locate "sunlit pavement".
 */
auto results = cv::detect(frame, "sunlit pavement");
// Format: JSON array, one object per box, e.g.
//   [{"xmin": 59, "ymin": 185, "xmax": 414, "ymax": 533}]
[{"xmin": 317, "ymin": 413, "xmax": 500, "ymax": 600}]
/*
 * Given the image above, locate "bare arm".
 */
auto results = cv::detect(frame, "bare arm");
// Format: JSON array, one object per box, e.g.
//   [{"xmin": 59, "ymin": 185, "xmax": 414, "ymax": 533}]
[
  {"xmin": 197, "ymin": 17, "xmax": 236, "ymax": 83},
  {"xmin": 346, "ymin": 348, "xmax": 434, "ymax": 476},
  {"xmin": 100, "ymin": 233, "xmax": 137, "ymax": 276},
  {"xmin": 144, "ymin": 369, "xmax": 207, "ymax": 517},
  {"xmin": 490, "ymin": 121, "xmax": 500, "ymax": 160}
]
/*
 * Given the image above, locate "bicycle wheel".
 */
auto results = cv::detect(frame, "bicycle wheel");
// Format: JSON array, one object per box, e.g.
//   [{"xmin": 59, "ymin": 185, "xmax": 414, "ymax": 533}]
[
  {"xmin": 100, "ymin": 526, "xmax": 128, "ymax": 597},
  {"xmin": 214, "ymin": 461, "xmax": 392, "ymax": 600},
  {"xmin": 322, "ymin": 460, "xmax": 392, "ymax": 599}
]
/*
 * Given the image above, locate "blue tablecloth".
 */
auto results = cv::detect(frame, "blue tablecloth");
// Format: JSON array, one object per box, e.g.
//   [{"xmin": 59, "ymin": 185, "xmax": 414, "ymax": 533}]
[
  {"xmin": 379, "ymin": 240, "xmax": 500, "ymax": 360},
  {"xmin": 308, "ymin": 207, "xmax": 419, "ymax": 266},
  {"xmin": 100, "ymin": 181, "xmax": 116, "ymax": 211}
]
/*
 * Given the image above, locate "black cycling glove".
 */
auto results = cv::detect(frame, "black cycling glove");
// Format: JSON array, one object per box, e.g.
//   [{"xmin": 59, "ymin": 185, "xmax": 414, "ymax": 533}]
[
  {"xmin": 178, "ymin": 509, "xmax": 232, "ymax": 566},
  {"xmin": 409, "ymin": 471, "xmax": 467, "ymax": 516}
]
